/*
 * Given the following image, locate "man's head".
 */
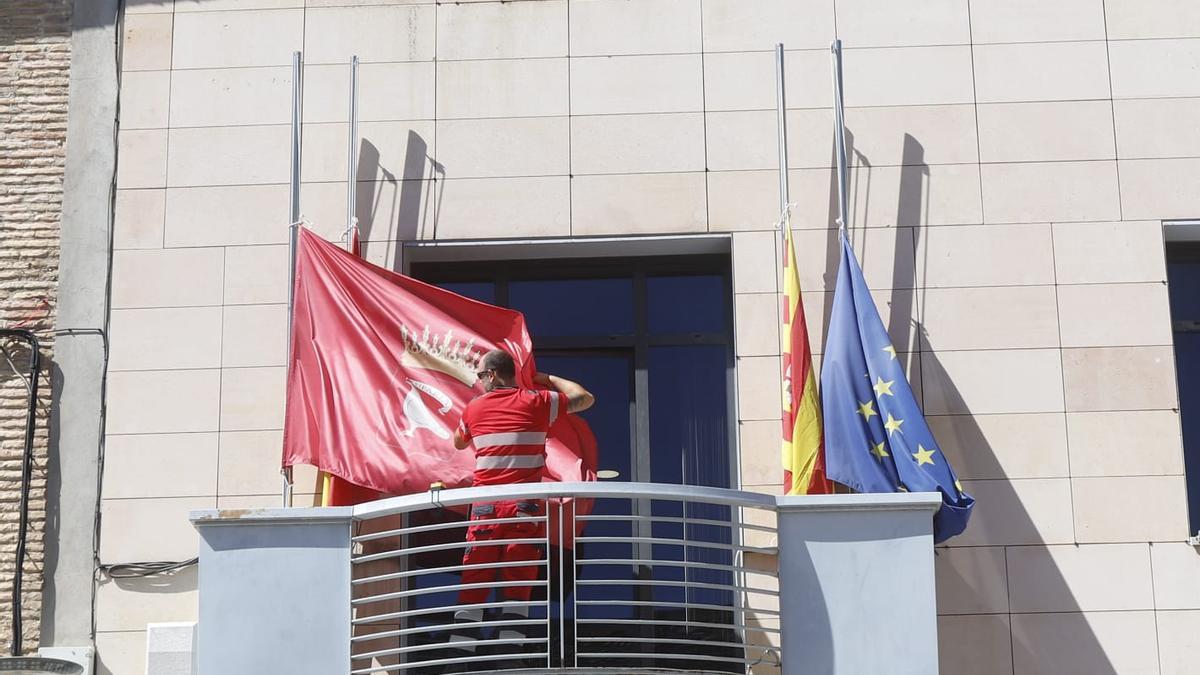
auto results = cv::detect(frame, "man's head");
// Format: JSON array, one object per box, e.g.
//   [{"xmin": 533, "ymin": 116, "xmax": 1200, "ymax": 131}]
[{"xmin": 476, "ymin": 349, "xmax": 516, "ymax": 391}]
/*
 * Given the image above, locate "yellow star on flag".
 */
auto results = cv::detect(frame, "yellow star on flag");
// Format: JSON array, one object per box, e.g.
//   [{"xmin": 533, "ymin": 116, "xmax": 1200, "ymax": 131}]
[
  {"xmin": 882, "ymin": 344, "xmax": 897, "ymax": 360},
  {"xmin": 857, "ymin": 400, "xmax": 878, "ymax": 420},
  {"xmin": 873, "ymin": 376, "xmax": 895, "ymax": 397},
  {"xmin": 869, "ymin": 440, "xmax": 888, "ymax": 459},
  {"xmin": 954, "ymin": 479, "xmax": 963, "ymax": 494},
  {"xmin": 884, "ymin": 413, "xmax": 904, "ymax": 436},
  {"xmin": 913, "ymin": 445, "xmax": 935, "ymax": 466}
]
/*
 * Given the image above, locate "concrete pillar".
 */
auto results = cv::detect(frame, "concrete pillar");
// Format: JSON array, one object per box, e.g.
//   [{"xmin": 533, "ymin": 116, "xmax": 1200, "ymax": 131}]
[
  {"xmin": 44, "ymin": 0, "xmax": 120, "ymax": 650},
  {"xmin": 191, "ymin": 508, "xmax": 354, "ymax": 675},
  {"xmin": 775, "ymin": 492, "xmax": 942, "ymax": 675}
]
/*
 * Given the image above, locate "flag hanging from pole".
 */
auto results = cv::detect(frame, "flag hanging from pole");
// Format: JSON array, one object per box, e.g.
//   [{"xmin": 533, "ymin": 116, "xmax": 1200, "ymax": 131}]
[
  {"xmin": 283, "ymin": 227, "xmax": 598, "ymax": 497},
  {"xmin": 319, "ymin": 225, "xmax": 384, "ymax": 506},
  {"xmin": 820, "ymin": 234, "xmax": 974, "ymax": 542},
  {"xmin": 780, "ymin": 219, "xmax": 832, "ymax": 495}
]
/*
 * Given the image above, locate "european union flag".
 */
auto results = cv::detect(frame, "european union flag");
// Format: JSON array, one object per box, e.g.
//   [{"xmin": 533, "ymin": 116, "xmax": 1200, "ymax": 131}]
[{"xmin": 821, "ymin": 234, "xmax": 974, "ymax": 543}]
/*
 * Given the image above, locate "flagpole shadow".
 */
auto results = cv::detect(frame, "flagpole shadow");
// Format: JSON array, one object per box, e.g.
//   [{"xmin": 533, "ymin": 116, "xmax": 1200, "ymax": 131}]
[
  {"xmin": 355, "ymin": 130, "xmax": 441, "ymax": 272},
  {"xmin": 883, "ymin": 134, "xmax": 1119, "ymax": 675}
]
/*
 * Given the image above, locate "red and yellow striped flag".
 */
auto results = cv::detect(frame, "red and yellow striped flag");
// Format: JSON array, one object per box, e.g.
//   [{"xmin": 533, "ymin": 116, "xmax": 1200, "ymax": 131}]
[{"xmin": 781, "ymin": 222, "xmax": 832, "ymax": 495}]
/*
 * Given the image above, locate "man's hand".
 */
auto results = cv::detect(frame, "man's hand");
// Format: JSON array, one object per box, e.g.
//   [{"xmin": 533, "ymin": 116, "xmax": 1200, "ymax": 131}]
[
  {"xmin": 453, "ymin": 426, "xmax": 470, "ymax": 450},
  {"xmin": 536, "ymin": 372, "xmax": 595, "ymax": 413}
]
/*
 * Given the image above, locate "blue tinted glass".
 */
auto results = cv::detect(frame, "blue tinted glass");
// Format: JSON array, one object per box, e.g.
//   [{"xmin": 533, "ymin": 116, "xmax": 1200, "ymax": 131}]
[
  {"xmin": 436, "ymin": 281, "xmax": 495, "ymax": 305},
  {"xmin": 647, "ymin": 275, "xmax": 725, "ymax": 334},
  {"xmin": 536, "ymin": 353, "xmax": 635, "ymax": 619},
  {"xmin": 509, "ymin": 278, "xmax": 634, "ymax": 338},
  {"xmin": 648, "ymin": 345, "xmax": 732, "ymax": 607},
  {"xmin": 1169, "ymin": 262, "xmax": 1200, "ymax": 320},
  {"xmin": 648, "ymin": 345, "xmax": 730, "ymax": 488},
  {"xmin": 1174, "ymin": 331, "xmax": 1200, "ymax": 534}
]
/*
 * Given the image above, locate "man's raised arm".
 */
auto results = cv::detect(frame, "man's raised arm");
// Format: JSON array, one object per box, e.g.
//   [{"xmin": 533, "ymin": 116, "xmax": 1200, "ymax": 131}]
[{"xmin": 534, "ymin": 372, "xmax": 595, "ymax": 413}]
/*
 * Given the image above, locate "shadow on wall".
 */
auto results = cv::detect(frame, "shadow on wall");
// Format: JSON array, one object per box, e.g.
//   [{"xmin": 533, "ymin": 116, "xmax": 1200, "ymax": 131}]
[
  {"xmin": 848, "ymin": 133, "xmax": 1119, "ymax": 674},
  {"xmin": 354, "ymin": 131, "xmax": 443, "ymax": 272}
]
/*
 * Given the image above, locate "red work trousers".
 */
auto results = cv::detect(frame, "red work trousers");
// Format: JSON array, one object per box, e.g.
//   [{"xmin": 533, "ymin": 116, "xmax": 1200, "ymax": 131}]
[{"xmin": 458, "ymin": 500, "xmax": 545, "ymax": 604}]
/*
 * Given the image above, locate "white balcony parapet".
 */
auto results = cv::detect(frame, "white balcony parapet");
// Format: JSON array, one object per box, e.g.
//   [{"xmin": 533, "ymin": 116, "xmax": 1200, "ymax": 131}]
[{"xmin": 191, "ymin": 484, "xmax": 940, "ymax": 675}]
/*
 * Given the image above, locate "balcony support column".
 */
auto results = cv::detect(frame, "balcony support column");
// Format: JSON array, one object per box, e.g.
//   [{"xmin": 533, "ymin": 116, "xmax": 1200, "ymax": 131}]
[
  {"xmin": 775, "ymin": 492, "xmax": 942, "ymax": 675},
  {"xmin": 191, "ymin": 507, "xmax": 354, "ymax": 675}
]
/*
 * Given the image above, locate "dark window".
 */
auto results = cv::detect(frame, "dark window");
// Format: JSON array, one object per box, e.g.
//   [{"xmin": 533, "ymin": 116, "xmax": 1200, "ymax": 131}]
[
  {"xmin": 510, "ymin": 278, "xmax": 635, "ymax": 338},
  {"xmin": 411, "ymin": 254, "xmax": 735, "ymax": 488},
  {"xmin": 1167, "ymin": 244, "xmax": 1200, "ymax": 535}
]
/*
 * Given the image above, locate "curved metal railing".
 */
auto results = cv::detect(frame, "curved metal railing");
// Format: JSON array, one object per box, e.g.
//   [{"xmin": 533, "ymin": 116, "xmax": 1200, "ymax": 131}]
[{"xmin": 348, "ymin": 482, "xmax": 783, "ymax": 675}]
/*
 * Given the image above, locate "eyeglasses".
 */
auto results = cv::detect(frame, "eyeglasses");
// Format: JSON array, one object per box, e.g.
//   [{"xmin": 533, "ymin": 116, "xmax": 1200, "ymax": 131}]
[{"xmin": 476, "ymin": 369, "xmax": 493, "ymax": 381}]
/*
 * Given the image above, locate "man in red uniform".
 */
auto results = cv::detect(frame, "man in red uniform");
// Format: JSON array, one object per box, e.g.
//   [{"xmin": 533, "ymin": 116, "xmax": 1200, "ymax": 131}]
[{"xmin": 447, "ymin": 349, "xmax": 594, "ymax": 657}]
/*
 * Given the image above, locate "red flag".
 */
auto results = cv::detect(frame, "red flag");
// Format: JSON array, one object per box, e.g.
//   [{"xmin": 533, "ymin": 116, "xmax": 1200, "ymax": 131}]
[{"xmin": 282, "ymin": 227, "xmax": 597, "ymax": 496}]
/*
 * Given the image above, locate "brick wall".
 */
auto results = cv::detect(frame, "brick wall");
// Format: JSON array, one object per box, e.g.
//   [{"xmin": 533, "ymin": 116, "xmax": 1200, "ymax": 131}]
[{"xmin": 0, "ymin": 0, "xmax": 72, "ymax": 652}]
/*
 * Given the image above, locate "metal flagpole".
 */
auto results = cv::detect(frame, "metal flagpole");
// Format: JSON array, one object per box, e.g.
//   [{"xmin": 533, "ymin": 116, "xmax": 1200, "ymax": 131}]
[
  {"xmin": 829, "ymin": 41, "xmax": 852, "ymax": 497},
  {"xmin": 764, "ymin": 40, "xmax": 789, "ymax": 660},
  {"xmin": 775, "ymin": 43, "xmax": 790, "ymax": 217},
  {"xmin": 317, "ymin": 55, "xmax": 361, "ymax": 508},
  {"xmin": 830, "ymin": 40, "xmax": 850, "ymax": 234},
  {"xmin": 284, "ymin": 49, "xmax": 303, "ymax": 506},
  {"xmin": 344, "ymin": 55, "xmax": 360, "ymax": 250}
]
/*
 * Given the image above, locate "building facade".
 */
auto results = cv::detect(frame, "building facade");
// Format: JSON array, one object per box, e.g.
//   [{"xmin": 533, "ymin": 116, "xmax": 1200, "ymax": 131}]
[{"xmin": 14, "ymin": 0, "xmax": 1200, "ymax": 673}]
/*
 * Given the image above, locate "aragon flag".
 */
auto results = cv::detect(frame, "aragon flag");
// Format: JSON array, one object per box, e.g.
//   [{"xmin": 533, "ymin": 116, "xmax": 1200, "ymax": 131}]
[
  {"xmin": 781, "ymin": 220, "xmax": 832, "ymax": 495},
  {"xmin": 282, "ymin": 227, "xmax": 598, "ymax": 497}
]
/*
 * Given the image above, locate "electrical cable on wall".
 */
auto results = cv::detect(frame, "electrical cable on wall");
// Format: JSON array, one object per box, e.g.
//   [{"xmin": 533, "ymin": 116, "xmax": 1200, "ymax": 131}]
[
  {"xmin": 97, "ymin": 558, "xmax": 197, "ymax": 580},
  {"xmin": 0, "ymin": 330, "xmax": 41, "ymax": 657}
]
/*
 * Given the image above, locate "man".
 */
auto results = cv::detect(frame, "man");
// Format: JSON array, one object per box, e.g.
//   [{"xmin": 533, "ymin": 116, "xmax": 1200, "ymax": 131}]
[{"xmin": 448, "ymin": 348, "xmax": 594, "ymax": 658}]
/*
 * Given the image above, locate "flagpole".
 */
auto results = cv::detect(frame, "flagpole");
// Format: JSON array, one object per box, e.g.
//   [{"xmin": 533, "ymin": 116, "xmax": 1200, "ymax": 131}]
[
  {"xmin": 830, "ymin": 40, "xmax": 850, "ymax": 235},
  {"xmin": 320, "ymin": 55, "xmax": 362, "ymax": 507},
  {"xmin": 344, "ymin": 55, "xmax": 360, "ymax": 249},
  {"xmin": 284, "ymin": 49, "xmax": 303, "ymax": 507},
  {"xmin": 829, "ymin": 40, "xmax": 852, "ymax": 497},
  {"xmin": 775, "ymin": 43, "xmax": 790, "ymax": 219}
]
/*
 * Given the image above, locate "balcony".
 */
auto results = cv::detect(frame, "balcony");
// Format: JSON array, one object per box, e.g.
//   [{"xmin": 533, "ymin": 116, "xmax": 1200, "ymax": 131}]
[{"xmin": 190, "ymin": 483, "xmax": 940, "ymax": 675}]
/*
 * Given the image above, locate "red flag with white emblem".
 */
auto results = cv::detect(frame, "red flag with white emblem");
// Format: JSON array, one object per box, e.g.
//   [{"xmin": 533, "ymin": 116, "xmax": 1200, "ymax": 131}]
[{"xmin": 282, "ymin": 227, "xmax": 598, "ymax": 496}]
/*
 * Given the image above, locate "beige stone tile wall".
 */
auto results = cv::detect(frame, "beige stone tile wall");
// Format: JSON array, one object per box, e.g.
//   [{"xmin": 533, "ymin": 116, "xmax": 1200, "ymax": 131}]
[{"xmin": 103, "ymin": 0, "xmax": 1200, "ymax": 673}]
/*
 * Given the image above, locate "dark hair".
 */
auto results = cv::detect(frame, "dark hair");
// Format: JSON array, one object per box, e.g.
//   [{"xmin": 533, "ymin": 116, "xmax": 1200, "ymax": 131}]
[{"xmin": 480, "ymin": 349, "xmax": 516, "ymax": 379}]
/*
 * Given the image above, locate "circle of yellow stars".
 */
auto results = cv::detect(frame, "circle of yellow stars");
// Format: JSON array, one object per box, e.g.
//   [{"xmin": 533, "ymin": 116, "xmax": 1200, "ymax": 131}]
[{"xmin": 853, "ymin": 343, "xmax": 962, "ymax": 496}]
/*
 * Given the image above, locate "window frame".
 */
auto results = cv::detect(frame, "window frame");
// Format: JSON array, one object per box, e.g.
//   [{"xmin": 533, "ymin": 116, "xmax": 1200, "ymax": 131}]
[{"xmin": 410, "ymin": 253, "xmax": 740, "ymax": 489}]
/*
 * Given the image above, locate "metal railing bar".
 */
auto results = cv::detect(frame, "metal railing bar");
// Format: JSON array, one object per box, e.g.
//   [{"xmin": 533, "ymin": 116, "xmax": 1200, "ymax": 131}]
[
  {"xmin": 575, "ymin": 557, "xmax": 778, "ymax": 578},
  {"xmin": 578, "ymin": 514, "xmax": 775, "ymax": 534},
  {"xmin": 576, "ymin": 578, "xmax": 780, "ymax": 597},
  {"xmin": 351, "ymin": 618, "xmax": 544, "ymax": 643},
  {"xmin": 350, "ymin": 649, "xmax": 550, "ymax": 674},
  {"xmin": 558, "ymin": 499, "xmax": 567, "ymax": 668},
  {"xmin": 575, "ymin": 535, "xmax": 772, "ymax": 555},
  {"xmin": 575, "ymin": 599, "xmax": 780, "ymax": 616},
  {"xmin": 352, "ymin": 514, "xmax": 547, "ymax": 543},
  {"xmin": 575, "ymin": 617, "xmax": 781, "ymax": 635},
  {"xmin": 351, "ymin": 482, "xmax": 779, "ymax": 520},
  {"xmin": 546, "ymin": 501, "xmax": 554, "ymax": 671},
  {"xmin": 576, "ymin": 635, "xmax": 778, "ymax": 652},
  {"xmin": 352, "ymin": 559, "xmax": 547, "ymax": 585},
  {"xmin": 352, "ymin": 536, "xmax": 545, "ymax": 564},
  {"xmin": 353, "ymin": 579, "xmax": 547, "ymax": 605},
  {"xmin": 356, "ymin": 635, "xmax": 547, "ymax": 660},
  {"xmin": 352, "ymin": 599, "xmax": 535, "ymax": 625},
  {"xmin": 572, "ymin": 651, "xmax": 775, "ymax": 667}
]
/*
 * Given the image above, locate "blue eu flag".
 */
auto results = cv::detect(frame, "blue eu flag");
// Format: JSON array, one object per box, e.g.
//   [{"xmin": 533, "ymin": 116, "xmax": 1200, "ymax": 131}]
[{"xmin": 821, "ymin": 235, "xmax": 974, "ymax": 543}]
